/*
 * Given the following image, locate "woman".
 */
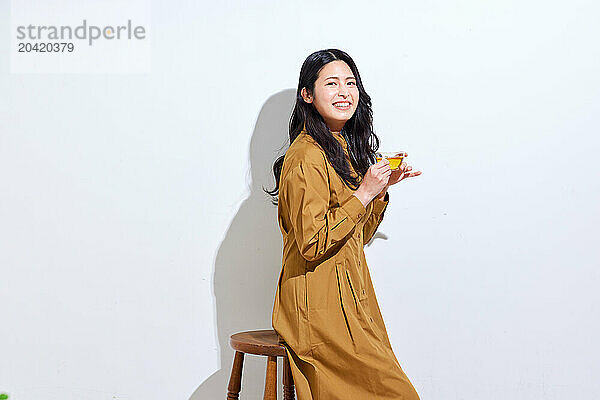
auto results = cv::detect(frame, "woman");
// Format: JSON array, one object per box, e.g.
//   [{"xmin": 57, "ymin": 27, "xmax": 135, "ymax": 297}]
[{"xmin": 265, "ymin": 49, "xmax": 422, "ymax": 400}]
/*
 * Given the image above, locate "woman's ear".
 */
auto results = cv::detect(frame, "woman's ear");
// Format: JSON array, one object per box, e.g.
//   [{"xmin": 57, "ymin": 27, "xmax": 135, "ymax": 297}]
[{"xmin": 300, "ymin": 87, "xmax": 313, "ymax": 103}]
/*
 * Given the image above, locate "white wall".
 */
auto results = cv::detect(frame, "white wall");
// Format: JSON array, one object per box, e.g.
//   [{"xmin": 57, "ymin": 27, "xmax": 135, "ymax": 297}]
[{"xmin": 1, "ymin": 0, "xmax": 599, "ymax": 399}]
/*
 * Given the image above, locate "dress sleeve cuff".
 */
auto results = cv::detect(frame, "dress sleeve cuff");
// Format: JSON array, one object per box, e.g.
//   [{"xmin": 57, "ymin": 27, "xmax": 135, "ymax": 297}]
[
  {"xmin": 343, "ymin": 194, "xmax": 367, "ymax": 224},
  {"xmin": 371, "ymin": 192, "xmax": 389, "ymax": 215}
]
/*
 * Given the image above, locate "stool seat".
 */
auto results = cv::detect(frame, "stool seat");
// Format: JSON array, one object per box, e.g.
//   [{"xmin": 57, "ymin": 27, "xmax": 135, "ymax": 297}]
[
  {"xmin": 229, "ymin": 329, "xmax": 286, "ymax": 357},
  {"xmin": 226, "ymin": 329, "xmax": 295, "ymax": 400}
]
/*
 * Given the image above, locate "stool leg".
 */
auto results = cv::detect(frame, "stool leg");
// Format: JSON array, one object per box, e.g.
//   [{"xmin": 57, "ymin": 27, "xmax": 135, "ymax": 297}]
[
  {"xmin": 263, "ymin": 355, "xmax": 277, "ymax": 400},
  {"xmin": 283, "ymin": 354, "xmax": 295, "ymax": 400},
  {"xmin": 227, "ymin": 351, "xmax": 245, "ymax": 400}
]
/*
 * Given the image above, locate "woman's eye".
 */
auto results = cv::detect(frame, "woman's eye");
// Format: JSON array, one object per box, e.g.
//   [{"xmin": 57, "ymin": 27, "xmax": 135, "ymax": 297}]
[
  {"xmin": 348, "ymin": 81, "xmax": 356, "ymax": 85},
  {"xmin": 327, "ymin": 82, "xmax": 336, "ymax": 85}
]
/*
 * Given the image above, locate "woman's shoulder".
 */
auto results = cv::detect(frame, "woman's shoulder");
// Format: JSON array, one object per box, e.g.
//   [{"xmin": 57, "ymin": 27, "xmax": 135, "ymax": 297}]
[
  {"xmin": 280, "ymin": 133, "xmax": 327, "ymax": 180},
  {"xmin": 285, "ymin": 133, "xmax": 326, "ymax": 166}
]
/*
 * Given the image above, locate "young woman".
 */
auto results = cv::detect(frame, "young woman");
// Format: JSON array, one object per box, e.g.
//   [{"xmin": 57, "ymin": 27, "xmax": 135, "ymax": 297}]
[{"xmin": 266, "ymin": 49, "xmax": 422, "ymax": 400}]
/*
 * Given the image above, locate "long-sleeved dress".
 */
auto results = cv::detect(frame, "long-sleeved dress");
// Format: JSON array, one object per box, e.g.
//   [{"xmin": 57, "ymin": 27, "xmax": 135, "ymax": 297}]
[{"xmin": 271, "ymin": 127, "xmax": 420, "ymax": 400}]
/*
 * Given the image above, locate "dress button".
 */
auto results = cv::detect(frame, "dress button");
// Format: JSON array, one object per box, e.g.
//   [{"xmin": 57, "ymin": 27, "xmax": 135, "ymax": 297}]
[{"xmin": 362, "ymin": 289, "xmax": 366, "ymax": 295}]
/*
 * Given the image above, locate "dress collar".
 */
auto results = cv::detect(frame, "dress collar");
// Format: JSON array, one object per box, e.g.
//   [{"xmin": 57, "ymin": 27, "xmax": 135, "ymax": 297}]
[{"xmin": 300, "ymin": 122, "xmax": 348, "ymax": 149}]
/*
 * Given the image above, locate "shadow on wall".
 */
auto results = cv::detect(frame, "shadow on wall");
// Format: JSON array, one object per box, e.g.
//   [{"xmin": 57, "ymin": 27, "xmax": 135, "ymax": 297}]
[{"xmin": 188, "ymin": 89, "xmax": 296, "ymax": 399}]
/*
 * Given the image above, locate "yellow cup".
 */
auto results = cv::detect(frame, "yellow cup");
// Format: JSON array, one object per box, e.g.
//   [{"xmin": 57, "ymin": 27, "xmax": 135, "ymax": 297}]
[{"xmin": 375, "ymin": 152, "xmax": 404, "ymax": 170}]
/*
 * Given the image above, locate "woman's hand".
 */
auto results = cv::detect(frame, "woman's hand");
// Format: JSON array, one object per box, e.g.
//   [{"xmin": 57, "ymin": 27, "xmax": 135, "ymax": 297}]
[
  {"xmin": 375, "ymin": 153, "xmax": 422, "ymax": 200},
  {"xmin": 353, "ymin": 159, "xmax": 391, "ymax": 206}
]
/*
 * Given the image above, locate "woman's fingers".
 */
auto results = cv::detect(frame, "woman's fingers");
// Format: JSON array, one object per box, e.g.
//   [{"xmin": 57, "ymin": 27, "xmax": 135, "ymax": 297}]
[
  {"xmin": 377, "ymin": 162, "xmax": 391, "ymax": 174},
  {"xmin": 397, "ymin": 168, "xmax": 421, "ymax": 182},
  {"xmin": 370, "ymin": 162, "xmax": 391, "ymax": 181},
  {"xmin": 375, "ymin": 158, "xmax": 390, "ymax": 169}
]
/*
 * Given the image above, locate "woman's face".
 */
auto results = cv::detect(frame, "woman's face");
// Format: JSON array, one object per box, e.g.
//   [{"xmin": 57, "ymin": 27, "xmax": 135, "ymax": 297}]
[{"xmin": 301, "ymin": 60, "xmax": 359, "ymax": 132}]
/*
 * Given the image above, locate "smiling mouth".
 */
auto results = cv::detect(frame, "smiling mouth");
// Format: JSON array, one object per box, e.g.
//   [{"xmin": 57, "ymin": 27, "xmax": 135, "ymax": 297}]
[{"xmin": 333, "ymin": 101, "xmax": 351, "ymax": 110}]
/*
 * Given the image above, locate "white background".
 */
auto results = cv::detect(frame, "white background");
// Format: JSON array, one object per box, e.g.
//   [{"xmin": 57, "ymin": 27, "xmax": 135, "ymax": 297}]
[
  {"xmin": 1, "ymin": 0, "xmax": 599, "ymax": 399},
  {"xmin": 10, "ymin": 0, "xmax": 150, "ymax": 73}
]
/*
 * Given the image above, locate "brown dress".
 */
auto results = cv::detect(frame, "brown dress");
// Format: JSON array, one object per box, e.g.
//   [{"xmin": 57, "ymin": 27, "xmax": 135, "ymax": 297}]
[{"xmin": 271, "ymin": 127, "xmax": 420, "ymax": 400}]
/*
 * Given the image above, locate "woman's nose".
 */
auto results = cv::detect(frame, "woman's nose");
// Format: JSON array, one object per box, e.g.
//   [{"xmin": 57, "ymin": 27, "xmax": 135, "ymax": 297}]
[{"xmin": 338, "ymin": 87, "xmax": 350, "ymax": 97}]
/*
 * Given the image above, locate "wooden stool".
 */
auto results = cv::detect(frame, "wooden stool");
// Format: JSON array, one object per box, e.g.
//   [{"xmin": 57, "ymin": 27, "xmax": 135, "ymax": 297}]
[{"xmin": 227, "ymin": 329, "xmax": 295, "ymax": 400}]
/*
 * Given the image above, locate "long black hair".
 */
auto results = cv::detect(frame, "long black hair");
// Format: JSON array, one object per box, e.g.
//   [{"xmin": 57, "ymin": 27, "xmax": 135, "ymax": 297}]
[{"xmin": 264, "ymin": 49, "xmax": 380, "ymax": 205}]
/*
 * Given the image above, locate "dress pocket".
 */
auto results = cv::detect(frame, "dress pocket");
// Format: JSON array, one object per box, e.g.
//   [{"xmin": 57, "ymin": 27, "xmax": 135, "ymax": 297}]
[
  {"xmin": 345, "ymin": 266, "xmax": 368, "ymax": 301},
  {"xmin": 344, "ymin": 269, "xmax": 360, "ymax": 313},
  {"xmin": 334, "ymin": 261, "xmax": 356, "ymax": 347},
  {"xmin": 344, "ymin": 266, "xmax": 378, "ymax": 333}
]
